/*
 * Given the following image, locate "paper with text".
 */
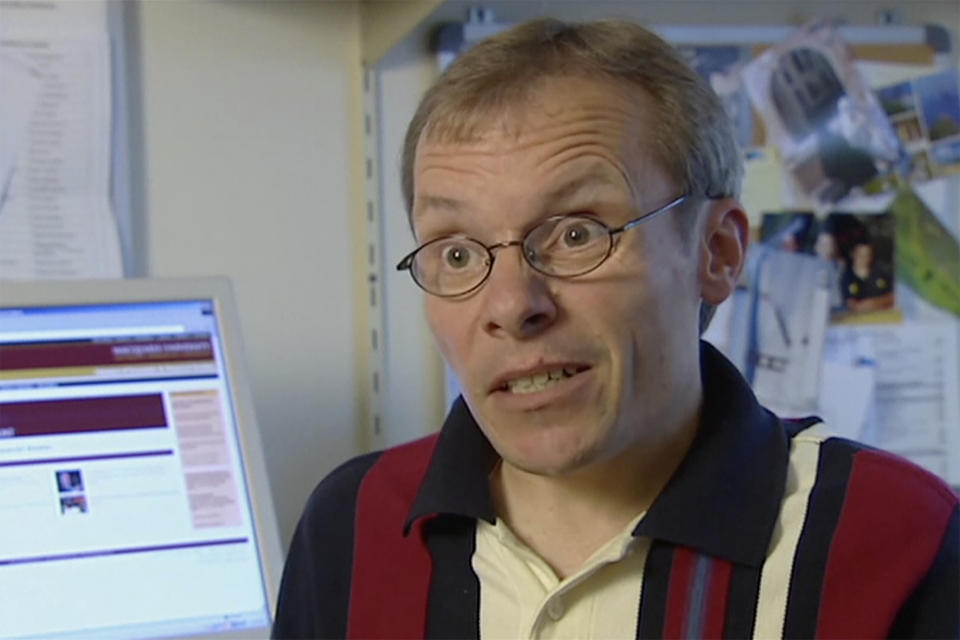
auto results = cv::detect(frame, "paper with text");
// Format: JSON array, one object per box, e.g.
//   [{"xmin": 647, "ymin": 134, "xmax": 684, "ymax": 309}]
[{"xmin": 0, "ymin": 0, "xmax": 122, "ymax": 279}]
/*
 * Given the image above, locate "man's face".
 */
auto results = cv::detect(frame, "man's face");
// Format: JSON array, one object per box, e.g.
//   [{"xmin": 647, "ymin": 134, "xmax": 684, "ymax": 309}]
[
  {"xmin": 815, "ymin": 232, "xmax": 838, "ymax": 261},
  {"xmin": 412, "ymin": 76, "xmax": 705, "ymax": 476},
  {"xmin": 852, "ymin": 243, "xmax": 874, "ymax": 271}
]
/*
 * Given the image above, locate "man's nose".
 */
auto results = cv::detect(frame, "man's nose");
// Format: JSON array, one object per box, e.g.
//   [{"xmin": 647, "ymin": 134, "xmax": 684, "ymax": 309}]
[{"xmin": 480, "ymin": 245, "xmax": 557, "ymax": 339}]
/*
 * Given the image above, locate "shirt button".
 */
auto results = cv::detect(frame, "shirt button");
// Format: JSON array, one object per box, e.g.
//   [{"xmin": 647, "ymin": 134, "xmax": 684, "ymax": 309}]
[{"xmin": 546, "ymin": 598, "xmax": 564, "ymax": 621}]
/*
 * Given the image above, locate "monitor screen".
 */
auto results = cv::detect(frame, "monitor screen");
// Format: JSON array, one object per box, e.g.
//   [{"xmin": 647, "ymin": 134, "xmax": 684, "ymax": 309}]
[{"xmin": 0, "ymin": 277, "xmax": 283, "ymax": 640}]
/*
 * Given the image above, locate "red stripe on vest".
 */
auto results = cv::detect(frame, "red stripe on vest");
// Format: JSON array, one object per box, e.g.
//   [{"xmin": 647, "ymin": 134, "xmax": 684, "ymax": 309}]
[
  {"xmin": 663, "ymin": 546, "xmax": 697, "ymax": 638},
  {"xmin": 701, "ymin": 558, "xmax": 733, "ymax": 639},
  {"xmin": 816, "ymin": 449, "xmax": 958, "ymax": 638},
  {"xmin": 347, "ymin": 435, "xmax": 441, "ymax": 640}
]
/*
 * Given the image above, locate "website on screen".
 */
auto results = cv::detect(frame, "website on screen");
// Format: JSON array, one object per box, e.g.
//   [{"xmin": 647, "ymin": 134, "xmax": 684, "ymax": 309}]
[{"xmin": 0, "ymin": 301, "xmax": 270, "ymax": 639}]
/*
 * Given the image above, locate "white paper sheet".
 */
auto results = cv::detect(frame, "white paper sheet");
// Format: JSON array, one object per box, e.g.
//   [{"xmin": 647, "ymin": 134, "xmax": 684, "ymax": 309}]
[
  {"xmin": 818, "ymin": 360, "xmax": 876, "ymax": 441},
  {"xmin": 746, "ymin": 248, "xmax": 832, "ymax": 416},
  {"xmin": 0, "ymin": 52, "xmax": 41, "ymax": 208},
  {"xmin": 0, "ymin": 0, "xmax": 122, "ymax": 279},
  {"xmin": 824, "ymin": 323, "xmax": 960, "ymax": 484}
]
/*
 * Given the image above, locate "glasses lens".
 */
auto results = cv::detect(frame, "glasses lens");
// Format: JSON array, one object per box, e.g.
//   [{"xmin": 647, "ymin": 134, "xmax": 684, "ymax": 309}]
[
  {"xmin": 412, "ymin": 236, "xmax": 490, "ymax": 296},
  {"xmin": 525, "ymin": 216, "xmax": 611, "ymax": 275}
]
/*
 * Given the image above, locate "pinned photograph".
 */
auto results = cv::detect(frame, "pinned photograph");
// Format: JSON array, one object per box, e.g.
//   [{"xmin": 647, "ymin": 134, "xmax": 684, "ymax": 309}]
[
  {"xmin": 760, "ymin": 211, "xmax": 897, "ymax": 317},
  {"xmin": 742, "ymin": 21, "xmax": 902, "ymax": 204},
  {"xmin": 915, "ymin": 71, "xmax": 960, "ymax": 143},
  {"xmin": 876, "ymin": 70, "xmax": 960, "ymax": 179},
  {"xmin": 888, "ymin": 188, "xmax": 960, "ymax": 317}
]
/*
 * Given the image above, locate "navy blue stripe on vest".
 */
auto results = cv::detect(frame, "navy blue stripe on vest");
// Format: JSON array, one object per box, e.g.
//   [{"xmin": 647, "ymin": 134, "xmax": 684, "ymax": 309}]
[
  {"xmin": 781, "ymin": 437, "xmax": 855, "ymax": 639},
  {"xmin": 888, "ymin": 505, "xmax": 960, "ymax": 637},
  {"xmin": 723, "ymin": 562, "xmax": 762, "ymax": 638},
  {"xmin": 782, "ymin": 416, "xmax": 822, "ymax": 438},
  {"xmin": 636, "ymin": 541, "xmax": 674, "ymax": 639},
  {"xmin": 271, "ymin": 451, "xmax": 382, "ymax": 639},
  {"xmin": 424, "ymin": 517, "xmax": 481, "ymax": 639}
]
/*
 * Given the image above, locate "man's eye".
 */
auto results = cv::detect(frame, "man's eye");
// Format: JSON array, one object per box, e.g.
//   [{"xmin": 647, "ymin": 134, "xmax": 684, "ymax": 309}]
[
  {"xmin": 556, "ymin": 219, "xmax": 600, "ymax": 248},
  {"xmin": 563, "ymin": 222, "xmax": 592, "ymax": 247},
  {"xmin": 442, "ymin": 245, "xmax": 472, "ymax": 269}
]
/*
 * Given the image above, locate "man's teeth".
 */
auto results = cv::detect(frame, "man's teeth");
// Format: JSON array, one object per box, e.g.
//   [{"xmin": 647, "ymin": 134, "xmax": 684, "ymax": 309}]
[{"xmin": 507, "ymin": 367, "xmax": 578, "ymax": 394}]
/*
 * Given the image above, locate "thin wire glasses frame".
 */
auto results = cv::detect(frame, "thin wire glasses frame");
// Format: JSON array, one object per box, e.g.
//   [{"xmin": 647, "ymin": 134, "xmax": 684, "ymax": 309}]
[{"xmin": 397, "ymin": 194, "xmax": 689, "ymax": 297}]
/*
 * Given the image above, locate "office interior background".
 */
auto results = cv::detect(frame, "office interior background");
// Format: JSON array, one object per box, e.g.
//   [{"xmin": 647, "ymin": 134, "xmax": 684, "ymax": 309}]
[{"xmin": 9, "ymin": 0, "xmax": 959, "ymax": 549}]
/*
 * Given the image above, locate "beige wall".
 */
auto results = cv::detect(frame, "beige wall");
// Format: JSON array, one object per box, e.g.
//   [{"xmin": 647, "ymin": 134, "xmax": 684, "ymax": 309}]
[{"xmin": 138, "ymin": 0, "xmax": 365, "ymax": 547}]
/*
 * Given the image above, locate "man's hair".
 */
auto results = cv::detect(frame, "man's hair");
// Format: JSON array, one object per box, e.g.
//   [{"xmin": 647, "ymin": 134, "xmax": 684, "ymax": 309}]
[{"xmin": 400, "ymin": 18, "xmax": 744, "ymax": 332}]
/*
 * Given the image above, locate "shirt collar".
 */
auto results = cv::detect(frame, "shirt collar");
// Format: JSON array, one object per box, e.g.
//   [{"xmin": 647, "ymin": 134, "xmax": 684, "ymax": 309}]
[{"xmin": 406, "ymin": 342, "xmax": 788, "ymax": 567}]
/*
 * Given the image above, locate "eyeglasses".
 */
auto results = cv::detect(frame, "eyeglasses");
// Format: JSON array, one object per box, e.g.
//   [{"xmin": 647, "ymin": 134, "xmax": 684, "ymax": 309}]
[{"xmin": 397, "ymin": 194, "xmax": 688, "ymax": 297}]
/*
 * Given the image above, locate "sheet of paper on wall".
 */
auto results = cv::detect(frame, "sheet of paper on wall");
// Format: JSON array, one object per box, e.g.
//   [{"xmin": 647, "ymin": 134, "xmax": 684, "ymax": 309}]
[
  {"xmin": 818, "ymin": 359, "xmax": 876, "ymax": 441},
  {"xmin": 741, "ymin": 246, "xmax": 831, "ymax": 416},
  {"xmin": 823, "ymin": 323, "xmax": 960, "ymax": 485},
  {"xmin": 0, "ymin": 0, "xmax": 122, "ymax": 279},
  {"xmin": 818, "ymin": 325, "xmax": 877, "ymax": 442},
  {"xmin": 741, "ymin": 20, "xmax": 903, "ymax": 207},
  {"xmin": 0, "ymin": 53, "xmax": 41, "ymax": 208}
]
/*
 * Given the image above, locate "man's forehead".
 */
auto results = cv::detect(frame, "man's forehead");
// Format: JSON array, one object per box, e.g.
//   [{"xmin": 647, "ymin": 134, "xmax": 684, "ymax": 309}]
[
  {"xmin": 418, "ymin": 74, "xmax": 652, "ymax": 151},
  {"xmin": 412, "ymin": 158, "xmax": 630, "ymax": 215}
]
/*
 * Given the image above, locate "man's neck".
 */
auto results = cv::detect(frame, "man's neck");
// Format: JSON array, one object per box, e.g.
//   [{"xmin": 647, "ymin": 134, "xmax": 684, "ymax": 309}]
[{"xmin": 489, "ymin": 396, "xmax": 702, "ymax": 579}]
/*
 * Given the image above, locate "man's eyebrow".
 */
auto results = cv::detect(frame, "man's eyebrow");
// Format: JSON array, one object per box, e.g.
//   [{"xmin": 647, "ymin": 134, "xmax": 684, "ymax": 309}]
[
  {"xmin": 543, "ymin": 170, "xmax": 625, "ymax": 206},
  {"xmin": 414, "ymin": 194, "xmax": 466, "ymax": 217}
]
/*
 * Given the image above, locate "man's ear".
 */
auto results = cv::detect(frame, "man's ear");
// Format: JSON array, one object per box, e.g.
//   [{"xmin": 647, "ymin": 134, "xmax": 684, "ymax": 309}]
[{"xmin": 698, "ymin": 198, "xmax": 749, "ymax": 305}]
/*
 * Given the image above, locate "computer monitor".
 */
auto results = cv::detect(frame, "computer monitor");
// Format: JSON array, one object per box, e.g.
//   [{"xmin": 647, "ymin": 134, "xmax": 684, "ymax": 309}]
[{"xmin": 0, "ymin": 277, "xmax": 283, "ymax": 640}]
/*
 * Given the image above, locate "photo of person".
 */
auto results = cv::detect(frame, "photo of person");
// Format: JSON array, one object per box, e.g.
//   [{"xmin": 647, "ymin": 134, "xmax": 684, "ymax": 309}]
[
  {"xmin": 759, "ymin": 212, "xmax": 896, "ymax": 316},
  {"xmin": 56, "ymin": 469, "xmax": 83, "ymax": 493},
  {"xmin": 812, "ymin": 218, "xmax": 847, "ymax": 311},
  {"xmin": 830, "ymin": 213, "xmax": 897, "ymax": 313},
  {"xmin": 60, "ymin": 495, "xmax": 88, "ymax": 514},
  {"xmin": 841, "ymin": 241, "xmax": 894, "ymax": 311}
]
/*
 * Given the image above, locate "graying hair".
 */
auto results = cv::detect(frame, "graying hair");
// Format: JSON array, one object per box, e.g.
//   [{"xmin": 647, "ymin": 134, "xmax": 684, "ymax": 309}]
[{"xmin": 401, "ymin": 18, "xmax": 744, "ymax": 331}]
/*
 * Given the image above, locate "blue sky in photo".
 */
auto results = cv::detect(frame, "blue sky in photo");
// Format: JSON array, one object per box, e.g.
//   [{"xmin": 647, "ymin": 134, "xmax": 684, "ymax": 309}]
[
  {"xmin": 916, "ymin": 71, "xmax": 960, "ymax": 129},
  {"xmin": 876, "ymin": 81, "xmax": 915, "ymax": 112}
]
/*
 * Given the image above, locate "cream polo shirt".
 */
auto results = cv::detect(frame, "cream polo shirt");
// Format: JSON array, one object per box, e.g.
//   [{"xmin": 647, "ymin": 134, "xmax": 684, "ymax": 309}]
[{"xmin": 473, "ymin": 513, "xmax": 649, "ymax": 639}]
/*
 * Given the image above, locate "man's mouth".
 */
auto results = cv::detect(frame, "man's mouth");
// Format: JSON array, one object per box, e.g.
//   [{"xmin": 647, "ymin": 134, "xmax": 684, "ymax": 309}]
[{"xmin": 498, "ymin": 366, "xmax": 589, "ymax": 395}]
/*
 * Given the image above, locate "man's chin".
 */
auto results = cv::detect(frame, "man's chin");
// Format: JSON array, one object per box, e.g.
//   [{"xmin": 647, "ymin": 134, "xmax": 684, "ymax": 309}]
[{"xmin": 494, "ymin": 433, "xmax": 600, "ymax": 479}]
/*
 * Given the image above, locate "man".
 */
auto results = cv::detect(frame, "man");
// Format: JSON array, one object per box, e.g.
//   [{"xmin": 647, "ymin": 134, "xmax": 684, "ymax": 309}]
[
  {"xmin": 273, "ymin": 19, "xmax": 958, "ymax": 639},
  {"xmin": 841, "ymin": 241, "xmax": 896, "ymax": 312}
]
